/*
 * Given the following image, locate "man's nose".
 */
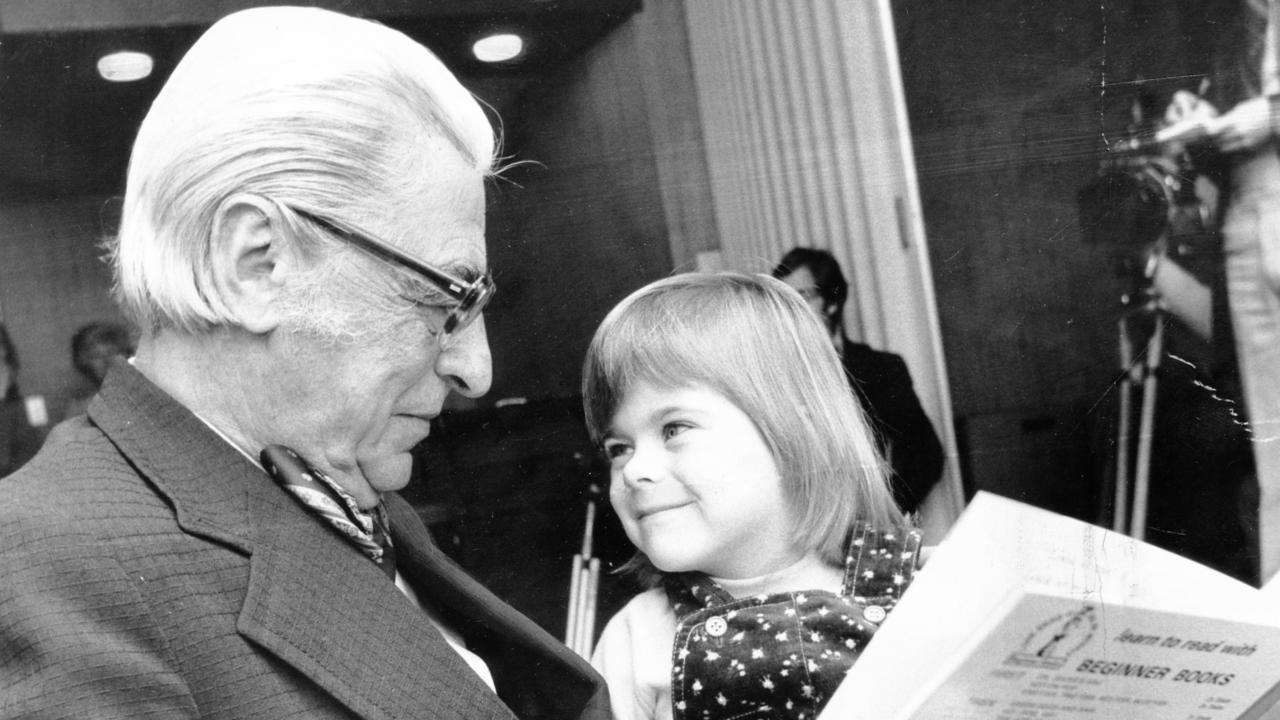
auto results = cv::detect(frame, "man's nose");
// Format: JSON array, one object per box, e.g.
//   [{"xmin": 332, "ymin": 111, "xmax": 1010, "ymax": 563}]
[{"xmin": 436, "ymin": 315, "xmax": 492, "ymax": 398}]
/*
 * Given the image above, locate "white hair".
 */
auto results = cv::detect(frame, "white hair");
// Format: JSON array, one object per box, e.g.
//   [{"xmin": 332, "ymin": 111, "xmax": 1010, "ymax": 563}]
[{"xmin": 110, "ymin": 6, "xmax": 497, "ymax": 333}]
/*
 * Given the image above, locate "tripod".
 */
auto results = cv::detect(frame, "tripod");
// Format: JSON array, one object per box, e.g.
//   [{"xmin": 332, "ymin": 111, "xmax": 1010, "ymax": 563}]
[
  {"xmin": 1110, "ymin": 291, "xmax": 1168, "ymax": 540},
  {"xmin": 564, "ymin": 484, "xmax": 602, "ymax": 658}
]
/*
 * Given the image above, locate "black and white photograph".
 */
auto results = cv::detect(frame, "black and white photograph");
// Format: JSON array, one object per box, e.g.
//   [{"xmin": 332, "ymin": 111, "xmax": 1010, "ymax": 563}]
[{"xmin": 0, "ymin": 2, "xmax": 1275, "ymax": 718}]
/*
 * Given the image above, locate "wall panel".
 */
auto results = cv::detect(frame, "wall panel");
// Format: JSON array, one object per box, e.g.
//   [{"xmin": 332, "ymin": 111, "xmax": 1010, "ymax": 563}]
[{"xmin": 682, "ymin": 0, "xmax": 964, "ymax": 536}]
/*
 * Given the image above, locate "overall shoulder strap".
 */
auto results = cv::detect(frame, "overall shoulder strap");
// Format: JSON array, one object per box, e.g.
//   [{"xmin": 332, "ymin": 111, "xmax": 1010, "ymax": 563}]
[
  {"xmin": 662, "ymin": 572, "xmax": 734, "ymax": 620},
  {"xmin": 841, "ymin": 523, "xmax": 923, "ymax": 607}
]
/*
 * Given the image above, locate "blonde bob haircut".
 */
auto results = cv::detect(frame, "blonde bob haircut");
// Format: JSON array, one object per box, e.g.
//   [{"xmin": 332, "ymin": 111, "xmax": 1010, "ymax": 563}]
[
  {"xmin": 582, "ymin": 272, "xmax": 907, "ymax": 569},
  {"xmin": 111, "ymin": 6, "xmax": 497, "ymax": 333}
]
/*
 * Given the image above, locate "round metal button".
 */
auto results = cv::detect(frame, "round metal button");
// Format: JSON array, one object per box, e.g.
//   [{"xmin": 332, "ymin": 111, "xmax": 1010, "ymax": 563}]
[
  {"xmin": 863, "ymin": 605, "xmax": 887, "ymax": 623},
  {"xmin": 705, "ymin": 616, "xmax": 728, "ymax": 638}
]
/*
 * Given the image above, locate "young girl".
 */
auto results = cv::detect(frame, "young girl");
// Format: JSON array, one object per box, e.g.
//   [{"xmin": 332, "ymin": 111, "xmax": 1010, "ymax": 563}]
[{"xmin": 583, "ymin": 272, "xmax": 921, "ymax": 720}]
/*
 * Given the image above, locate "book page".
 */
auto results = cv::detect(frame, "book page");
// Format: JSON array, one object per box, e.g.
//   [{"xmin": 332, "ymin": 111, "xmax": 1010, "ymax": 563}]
[
  {"xmin": 821, "ymin": 492, "xmax": 1279, "ymax": 720},
  {"xmin": 899, "ymin": 592, "xmax": 1280, "ymax": 720},
  {"xmin": 1261, "ymin": 570, "xmax": 1280, "ymax": 601}
]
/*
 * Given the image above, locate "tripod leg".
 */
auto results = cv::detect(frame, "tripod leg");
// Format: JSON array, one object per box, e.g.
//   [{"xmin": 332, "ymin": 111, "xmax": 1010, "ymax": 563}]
[
  {"xmin": 566, "ymin": 496, "xmax": 599, "ymax": 656},
  {"xmin": 1113, "ymin": 316, "xmax": 1135, "ymax": 533},
  {"xmin": 579, "ymin": 558, "xmax": 601, "ymax": 657},
  {"xmin": 565, "ymin": 555, "xmax": 583, "ymax": 649},
  {"xmin": 1130, "ymin": 315, "xmax": 1166, "ymax": 541}
]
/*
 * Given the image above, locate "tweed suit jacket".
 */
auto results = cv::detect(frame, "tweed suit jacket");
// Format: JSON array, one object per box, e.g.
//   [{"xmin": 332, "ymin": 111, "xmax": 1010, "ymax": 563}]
[{"xmin": 0, "ymin": 362, "xmax": 611, "ymax": 719}]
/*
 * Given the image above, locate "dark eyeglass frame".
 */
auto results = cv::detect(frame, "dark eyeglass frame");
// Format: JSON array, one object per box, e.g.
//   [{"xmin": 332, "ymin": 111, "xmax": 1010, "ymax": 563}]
[{"xmin": 287, "ymin": 206, "xmax": 495, "ymax": 336}]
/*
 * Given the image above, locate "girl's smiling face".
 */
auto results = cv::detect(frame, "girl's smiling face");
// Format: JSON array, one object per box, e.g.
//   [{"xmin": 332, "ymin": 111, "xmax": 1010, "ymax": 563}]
[{"xmin": 602, "ymin": 381, "xmax": 801, "ymax": 579}]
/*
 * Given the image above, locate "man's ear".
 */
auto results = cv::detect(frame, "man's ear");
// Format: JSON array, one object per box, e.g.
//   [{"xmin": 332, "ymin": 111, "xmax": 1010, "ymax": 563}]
[
  {"xmin": 822, "ymin": 302, "xmax": 844, "ymax": 334},
  {"xmin": 210, "ymin": 194, "xmax": 295, "ymax": 335}
]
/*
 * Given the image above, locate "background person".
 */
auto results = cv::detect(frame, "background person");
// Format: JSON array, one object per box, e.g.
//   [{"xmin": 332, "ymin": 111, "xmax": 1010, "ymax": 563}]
[
  {"xmin": 0, "ymin": 323, "xmax": 45, "ymax": 477},
  {"xmin": 63, "ymin": 320, "xmax": 134, "ymax": 418},
  {"xmin": 0, "ymin": 7, "xmax": 607, "ymax": 718},
  {"xmin": 772, "ymin": 247, "xmax": 944, "ymax": 515},
  {"xmin": 1160, "ymin": 0, "xmax": 1280, "ymax": 581}
]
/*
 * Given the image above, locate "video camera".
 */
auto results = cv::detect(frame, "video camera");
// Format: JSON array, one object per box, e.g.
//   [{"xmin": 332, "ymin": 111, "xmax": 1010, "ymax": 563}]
[{"xmin": 1077, "ymin": 120, "xmax": 1221, "ymax": 290}]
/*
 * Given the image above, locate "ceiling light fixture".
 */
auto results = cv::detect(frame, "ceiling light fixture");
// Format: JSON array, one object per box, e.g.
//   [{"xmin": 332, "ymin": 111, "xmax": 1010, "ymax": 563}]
[
  {"xmin": 97, "ymin": 50, "xmax": 154, "ymax": 82},
  {"xmin": 472, "ymin": 33, "xmax": 524, "ymax": 63}
]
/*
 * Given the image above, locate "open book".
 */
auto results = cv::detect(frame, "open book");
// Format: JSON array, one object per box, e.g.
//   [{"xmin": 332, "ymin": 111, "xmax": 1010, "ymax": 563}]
[{"xmin": 820, "ymin": 492, "xmax": 1280, "ymax": 720}]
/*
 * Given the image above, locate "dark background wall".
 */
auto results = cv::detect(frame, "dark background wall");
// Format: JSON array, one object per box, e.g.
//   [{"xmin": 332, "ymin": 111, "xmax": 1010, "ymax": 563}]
[
  {"xmin": 482, "ymin": 0, "xmax": 716, "ymax": 404},
  {"xmin": 0, "ymin": 197, "xmax": 126, "ymax": 420},
  {"xmin": 897, "ymin": 0, "xmax": 1203, "ymax": 416},
  {"xmin": 894, "ymin": 0, "xmax": 1219, "ymax": 520}
]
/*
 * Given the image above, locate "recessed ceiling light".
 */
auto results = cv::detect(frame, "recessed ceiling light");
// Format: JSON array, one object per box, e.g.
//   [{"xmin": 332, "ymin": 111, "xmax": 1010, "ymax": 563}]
[
  {"xmin": 472, "ymin": 33, "xmax": 524, "ymax": 63},
  {"xmin": 97, "ymin": 50, "xmax": 153, "ymax": 82}
]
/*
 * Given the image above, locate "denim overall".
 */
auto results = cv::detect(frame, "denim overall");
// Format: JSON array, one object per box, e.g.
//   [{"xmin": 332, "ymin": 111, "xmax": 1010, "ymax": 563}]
[{"xmin": 664, "ymin": 525, "xmax": 922, "ymax": 720}]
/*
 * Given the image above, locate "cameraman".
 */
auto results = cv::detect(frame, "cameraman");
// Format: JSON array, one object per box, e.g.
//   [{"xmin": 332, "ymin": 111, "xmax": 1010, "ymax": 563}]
[{"xmin": 1161, "ymin": 0, "xmax": 1280, "ymax": 583}]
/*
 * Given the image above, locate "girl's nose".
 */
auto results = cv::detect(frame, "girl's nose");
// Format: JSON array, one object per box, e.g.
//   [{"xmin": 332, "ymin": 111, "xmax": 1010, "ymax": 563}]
[{"xmin": 617, "ymin": 443, "xmax": 661, "ymax": 490}]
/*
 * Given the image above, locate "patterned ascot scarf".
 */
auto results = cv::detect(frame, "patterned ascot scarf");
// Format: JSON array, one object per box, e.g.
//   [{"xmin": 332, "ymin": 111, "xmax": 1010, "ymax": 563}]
[
  {"xmin": 260, "ymin": 445, "xmax": 396, "ymax": 579},
  {"xmin": 662, "ymin": 524, "xmax": 922, "ymax": 720}
]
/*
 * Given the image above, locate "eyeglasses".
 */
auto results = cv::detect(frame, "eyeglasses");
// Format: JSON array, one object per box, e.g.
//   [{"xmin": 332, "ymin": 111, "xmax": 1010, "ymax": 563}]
[{"xmin": 288, "ymin": 206, "xmax": 495, "ymax": 336}]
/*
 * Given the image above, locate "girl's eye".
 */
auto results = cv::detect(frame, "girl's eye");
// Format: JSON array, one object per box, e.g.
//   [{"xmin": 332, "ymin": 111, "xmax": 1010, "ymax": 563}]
[
  {"xmin": 662, "ymin": 422, "xmax": 690, "ymax": 441},
  {"xmin": 601, "ymin": 441, "xmax": 631, "ymax": 461}
]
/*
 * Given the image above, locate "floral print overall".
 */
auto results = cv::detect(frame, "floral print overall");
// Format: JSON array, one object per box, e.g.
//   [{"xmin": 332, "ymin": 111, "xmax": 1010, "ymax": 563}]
[{"xmin": 663, "ymin": 525, "xmax": 922, "ymax": 720}]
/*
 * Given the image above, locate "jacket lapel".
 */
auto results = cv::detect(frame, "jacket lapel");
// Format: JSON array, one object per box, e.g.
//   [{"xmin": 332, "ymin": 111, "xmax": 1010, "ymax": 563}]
[
  {"xmin": 91, "ymin": 363, "xmax": 519, "ymax": 720},
  {"xmin": 90, "ymin": 362, "xmax": 256, "ymax": 553},
  {"xmin": 238, "ymin": 488, "xmax": 516, "ymax": 720},
  {"xmin": 386, "ymin": 497, "xmax": 609, "ymax": 720}
]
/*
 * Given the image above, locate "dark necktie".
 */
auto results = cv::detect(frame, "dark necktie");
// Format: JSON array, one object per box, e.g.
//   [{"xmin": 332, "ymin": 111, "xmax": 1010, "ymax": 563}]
[{"xmin": 261, "ymin": 445, "xmax": 396, "ymax": 579}]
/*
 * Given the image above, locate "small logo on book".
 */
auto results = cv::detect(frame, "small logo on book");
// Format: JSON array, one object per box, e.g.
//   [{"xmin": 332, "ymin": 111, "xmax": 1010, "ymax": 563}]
[{"xmin": 1005, "ymin": 605, "xmax": 1098, "ymax": 669}]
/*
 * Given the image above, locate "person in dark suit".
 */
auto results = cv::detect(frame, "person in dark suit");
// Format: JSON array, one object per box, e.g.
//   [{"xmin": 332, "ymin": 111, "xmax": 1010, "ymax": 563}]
[
  {"xmin": 772, "ymin": 247, "xmax": 944, "ymax": 514},
  {"xmin": 0, "ymin": 7, "xmax": 608, "ymax": 719},
  {"xmin": 0, "ymin": 323, "xmax": 45, "ymax": 477}
]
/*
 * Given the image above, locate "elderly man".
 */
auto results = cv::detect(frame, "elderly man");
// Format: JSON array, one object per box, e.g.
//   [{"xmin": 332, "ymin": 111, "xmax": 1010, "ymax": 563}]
[{"xmin": 0, "ymin": 7, "xmax": 609, "ymax": 719}]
